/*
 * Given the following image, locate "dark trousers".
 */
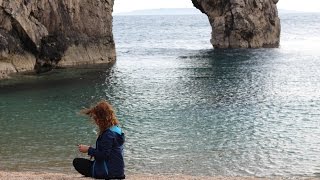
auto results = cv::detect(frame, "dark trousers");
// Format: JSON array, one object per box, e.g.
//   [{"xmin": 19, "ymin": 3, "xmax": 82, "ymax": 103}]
[
  {"xmin": 73, "ymin": 158, "xmax": 93, "ymax": 177},
  {"xmin": 73, "ymin": 158, "xmax": 125, "ymax": 179}
]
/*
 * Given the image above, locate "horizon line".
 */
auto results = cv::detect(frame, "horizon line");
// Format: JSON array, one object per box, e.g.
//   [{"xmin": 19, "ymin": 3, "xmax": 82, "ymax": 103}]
[{"xmin": 113, "ymin": 7, "xmax": 320, "ymax": 14}]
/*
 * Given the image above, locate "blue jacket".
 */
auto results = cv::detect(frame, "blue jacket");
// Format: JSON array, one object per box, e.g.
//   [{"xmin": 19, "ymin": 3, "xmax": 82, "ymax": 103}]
[{"xmin": 88, "ymin": 126, "xmax": 125, "ymax": 179}]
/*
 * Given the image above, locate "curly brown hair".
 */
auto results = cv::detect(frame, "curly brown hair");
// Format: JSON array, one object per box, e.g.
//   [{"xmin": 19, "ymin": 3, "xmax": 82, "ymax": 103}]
[{"xmin": 81, "ymin": 100, "xmax": 119, "ymax": 135}]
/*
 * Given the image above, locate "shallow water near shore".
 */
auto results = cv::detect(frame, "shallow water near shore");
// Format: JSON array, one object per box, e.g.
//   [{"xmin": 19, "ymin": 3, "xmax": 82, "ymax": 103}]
[{"xmin": 1, "ymin": 13, "xmax": 320, "ymax": 177}]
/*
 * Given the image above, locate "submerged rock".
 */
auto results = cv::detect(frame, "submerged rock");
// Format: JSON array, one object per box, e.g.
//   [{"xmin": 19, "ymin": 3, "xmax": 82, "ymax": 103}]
[
  {"xmin": 0, "ymin": 0, "xmax": 115, "ymax": 78},
  {"xmin": 192, "ymin": 0, "xmax": 281, "ymax": 48}
]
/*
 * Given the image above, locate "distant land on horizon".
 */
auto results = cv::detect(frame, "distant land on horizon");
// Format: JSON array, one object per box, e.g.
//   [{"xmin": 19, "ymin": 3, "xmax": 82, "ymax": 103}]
[
  {"xmin": 114, "ymin": 8, "xmax": 202, "ymax": 16},
  {"xmin": 114, "ymin": 8, "xmax": 320, "ymax": 16}
]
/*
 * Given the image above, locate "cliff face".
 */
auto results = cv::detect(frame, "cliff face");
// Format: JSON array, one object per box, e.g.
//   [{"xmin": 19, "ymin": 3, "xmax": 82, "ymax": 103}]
[
  {"xmin": 192, "ymin": 0, "xmax": 280, "ymax": 48},
  {"xmin": 0, "ymin": 0, "xmax": 115, "ymax": 78}
]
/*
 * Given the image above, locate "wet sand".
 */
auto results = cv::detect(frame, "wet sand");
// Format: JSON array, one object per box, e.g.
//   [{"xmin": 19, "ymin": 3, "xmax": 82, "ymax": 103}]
[{"xmin": 0, "ymin": 171, "xmax": 317, "ymax": 180}]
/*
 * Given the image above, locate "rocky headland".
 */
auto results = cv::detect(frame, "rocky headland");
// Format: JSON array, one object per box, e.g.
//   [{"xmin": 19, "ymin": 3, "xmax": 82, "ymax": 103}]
[
  {"xmin": 0, "ymin": 0, "xmax": 115, "ymax": 79},
  {"xmin": 192, "ymin": 0, "xmax": 281, "ymax": 48}
]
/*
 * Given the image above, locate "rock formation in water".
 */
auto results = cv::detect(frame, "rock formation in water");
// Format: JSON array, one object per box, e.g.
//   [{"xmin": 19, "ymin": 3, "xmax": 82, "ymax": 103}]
[
  {"xmin": 0, "ymin": 0, "xmax": 115, "ymax": 79},
  {"xmin": 192, "ymin": 0, "xmax": 280, "ymax": 48}
]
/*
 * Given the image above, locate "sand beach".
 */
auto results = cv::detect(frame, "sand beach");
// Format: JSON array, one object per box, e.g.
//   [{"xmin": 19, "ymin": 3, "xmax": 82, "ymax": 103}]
[{"xmin": 0, "ymin": 171, "xmax": 318, "ymax": 180}]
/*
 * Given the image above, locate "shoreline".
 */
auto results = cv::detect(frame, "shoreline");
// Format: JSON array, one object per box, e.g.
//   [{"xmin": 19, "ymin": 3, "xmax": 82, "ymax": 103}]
[{"xmin": 0, "ymin": 171, "xmax": 318, "ymax": 180}]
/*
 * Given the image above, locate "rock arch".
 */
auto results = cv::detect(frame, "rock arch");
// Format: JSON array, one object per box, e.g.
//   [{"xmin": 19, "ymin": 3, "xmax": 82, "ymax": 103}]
[
  {"xmin": 0, "ymin": 0, "xmax": 280, "ymax": 78},
  {"xmin": 192, "ymin": 0, "xmax": 281, "ymax": 48}
]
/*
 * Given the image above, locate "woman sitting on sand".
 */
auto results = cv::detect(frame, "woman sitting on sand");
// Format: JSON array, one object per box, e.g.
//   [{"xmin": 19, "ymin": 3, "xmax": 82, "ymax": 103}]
[{"xmin": 73, "ymin": 100, "xmax": 125, "ymax": 179}]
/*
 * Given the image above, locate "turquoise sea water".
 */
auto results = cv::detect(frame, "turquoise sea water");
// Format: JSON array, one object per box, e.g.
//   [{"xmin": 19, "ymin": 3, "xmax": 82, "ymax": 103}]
[{"xmin": 1, "ymin": 13, "xmax": 320, "ymax": 177}]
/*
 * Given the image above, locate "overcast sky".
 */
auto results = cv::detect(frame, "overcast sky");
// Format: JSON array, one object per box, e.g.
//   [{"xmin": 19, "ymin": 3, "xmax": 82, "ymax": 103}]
[{"xmin": 114, "ymin": 0, "xmax": 320, "ymax": 13}]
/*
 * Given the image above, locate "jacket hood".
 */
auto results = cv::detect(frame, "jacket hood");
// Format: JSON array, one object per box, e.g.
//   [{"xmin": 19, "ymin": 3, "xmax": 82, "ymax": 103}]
[{"xmin": 110, "ymin": 126, "xmax": 125, "ymax": 145}]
